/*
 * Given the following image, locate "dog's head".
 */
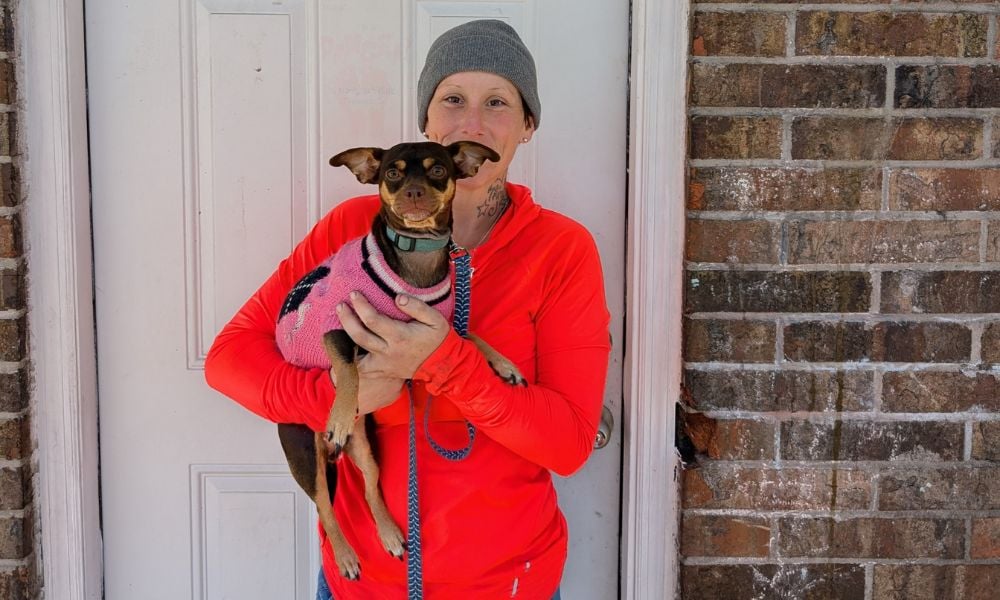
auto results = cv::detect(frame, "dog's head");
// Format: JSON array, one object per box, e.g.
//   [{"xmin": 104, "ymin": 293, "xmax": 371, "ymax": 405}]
[{"xmin": 329, "ymin": 141, "xmax": 500, "ymax": 233}]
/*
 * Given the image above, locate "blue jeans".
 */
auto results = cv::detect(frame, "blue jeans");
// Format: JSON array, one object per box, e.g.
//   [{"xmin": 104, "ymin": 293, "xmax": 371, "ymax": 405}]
[{"xmin": 317, "ymin": 569, "xmax": 562, "ymax": 599}]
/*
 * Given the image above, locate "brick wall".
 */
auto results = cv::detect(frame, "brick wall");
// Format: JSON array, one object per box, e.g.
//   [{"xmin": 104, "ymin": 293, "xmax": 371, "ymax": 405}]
[
  {"xmin": 682, "ymin": 1, "xmax": 1000, "ymax": 599},
  {"xmin": 0, "ymin": 2, "xmax": 36, "ymax": 598}
]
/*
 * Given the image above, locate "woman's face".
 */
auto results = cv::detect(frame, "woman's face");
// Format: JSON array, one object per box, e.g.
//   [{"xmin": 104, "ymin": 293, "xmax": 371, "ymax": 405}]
[{"xmin": 424, "ymin": 71, "xmax": 535, "ymax": 189}]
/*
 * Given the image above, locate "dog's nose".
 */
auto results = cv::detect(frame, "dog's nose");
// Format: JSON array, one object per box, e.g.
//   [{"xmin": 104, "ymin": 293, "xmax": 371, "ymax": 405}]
[{"xmin": 403, "ymin": 186, "xmax": 425, "ymax": 201}]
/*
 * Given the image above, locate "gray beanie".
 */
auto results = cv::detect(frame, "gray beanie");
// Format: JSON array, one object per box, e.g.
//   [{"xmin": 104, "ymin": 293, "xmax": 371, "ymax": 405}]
[{"xmin": 417, "ymin": 19, "xmax": 540, "ymax": 131}]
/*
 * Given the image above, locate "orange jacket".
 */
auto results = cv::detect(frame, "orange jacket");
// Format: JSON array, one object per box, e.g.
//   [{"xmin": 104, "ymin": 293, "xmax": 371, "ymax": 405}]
[{"xmin": 205, "ymin": 183, "xmax": 611, "ymax": 599}]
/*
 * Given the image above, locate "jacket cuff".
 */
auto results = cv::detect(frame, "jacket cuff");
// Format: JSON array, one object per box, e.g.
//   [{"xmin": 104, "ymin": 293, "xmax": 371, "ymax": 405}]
[{"xmin": 413, "ymin": 328, "xmax": 468, "ymax": 392}]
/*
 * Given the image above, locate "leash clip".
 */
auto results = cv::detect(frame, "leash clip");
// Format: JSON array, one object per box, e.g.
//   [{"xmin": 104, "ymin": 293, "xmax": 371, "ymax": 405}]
[{"xmin": 448, "ymin": 245, "xmax": 469, "ymax": 261}]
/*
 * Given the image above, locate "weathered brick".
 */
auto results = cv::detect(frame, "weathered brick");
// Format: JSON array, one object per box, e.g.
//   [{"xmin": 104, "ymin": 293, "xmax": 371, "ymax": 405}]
[
  {"xmin": 0, "ymin": 62, "xmax": 13, "ymax": 106},
  {"xmin": 897, "ymin": 65, "xmax": 1000, "ymax": 108},
  {"xmin": 972, "ymin": 421, "xmax": 1000, "ymax": 461},
  {"xmin": 686, "ymin": 220, "xmax": 780, "ymax": 264},
  {"xmin": 882, "ymin": 271, "xmax": 1000, "ymax": 314},
  {"xmin": 796, "ymin": 12, "xmax": 987, "ymax": 57},
  {"xmin": 871, "ymin": 322, "xmax": 972, "ymax": 363},
  {"xmin": 879, "ymin": 467, "xmax": 1000, "ymax": 510},
  {"xmin": 0, "ymin": 318, "xmax": 24, "ymax": 362},
  {"xmin": 690, "ymin": 64, "xmax": 886, "ymax": 108},
  {"xmin": 0, "ymin": 467, "xmax": 27, "ymax": 510},
  {"xmin": 883, "ymin": 371, "xmax": 1000, "ymax": 412},
  {"xmin": 0, "ymin": 215, "xmax": 19, "ymax": 258},
  {"xmin": 784, "ymin": 321, "xmax": 872, "ymax": 362},
  {"xmin": 712, "ymin": 419, "xmax": 776, "ymax": 460},
  {"xmin": 972, "ymin": 518, "xmax": 1000, "ymax": 559},
  {"xmin": 778, "ymin": 517, "xmax": 964, "ymax": 558},
  {"xmin": 872, "ymin": 565, "xmax": 1000, "ymax": 600},
  {"xmin": 690, "ymin": 116, "xmax": 782, "ymax": 160},
  {"xmin": 0, "ymin": 516, "xmax": 26, "ymax": 559},
  {"xmin": 682, "ymin": 564, "xmax": 865, "ymax": 600},
  {"xmin": 684, "ymin": 318, "xmax": 775, "ymax": 363},
  {"xmin": 0, "ymin": 112, "xmax": 14, "ymax": 156},
  {"xmin": 692, "ymin": 12, "xmax": 786, "ymax": 57},
  {"xmin": 0, "ymin": 163, "xmax": 16, "ymax": 207},
  {"xmin": 780, "ymin": 420, "xmax": 963, "ymax": 461},
  {"xmin": 0, "ymin": 371, "xmax": 25, "ymax": 412},
  {"xmin": 684, "ymin": 369, "xmax": 875, "ymax": 412},
  {"xmin": 990, "ymin": 223, "xmax": 1000, "ymax": 263},
  {"xmin": 984, "ymin": 322, "xmax": 1000, "ymax": 364},
  {"xmin": 890, "ymin": 168, "xmax": 1000, "ymax": 211},
  {"xmin": 0, "ymin": 7, "xmax": 12, "ymax": 54},
  {"xmin": 791, "ymin": 117, "xmax": 982, "ymax": 160},
  {"xmin": 681, "ymin": 515, "xmax": 771, "ymax": 557},
  {"xmin": 0, "ymin": 416, "xmax": 28, "ymax": 461},
  {"xmin": 684, "ymin": 465, "xmax": 872, "ymax": 510},
  {"xmin": 687, "ymin": 270, "xmax": 871, "ymax": 313},
  {"xmin": 690, "ymin": 168, "xmax": 882, "ymax": 212},
  {"xmin": 0, "ymin": 565, "xmax": 33, "ymax": 600},
  {"xmin": 0, "ymin": 266, "xmax": 21, "ymax": 311},
  {"xmin": 995, "ymin": 117, "xmax": 1000, "ymax": 159},
  {"xmin": 787, "ymin": 220, "xmax": 980, "ymax": 264}
]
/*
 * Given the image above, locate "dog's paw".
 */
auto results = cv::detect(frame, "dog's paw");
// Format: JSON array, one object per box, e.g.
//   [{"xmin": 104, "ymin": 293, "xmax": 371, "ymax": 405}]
[
  {"xmin": 488, "ymin": 360, "xmax": 527, "ymax": 387},
  {"xmin": 335, "ymin": 547, "xmax": 362, "ymax": 581},
  {"xmin": 378, "ymin": 521, "xmax": 406, "ymax": 559},
  {"xmin": 324, "ymin": 417, "xmax": 355, "ymax": 458}
]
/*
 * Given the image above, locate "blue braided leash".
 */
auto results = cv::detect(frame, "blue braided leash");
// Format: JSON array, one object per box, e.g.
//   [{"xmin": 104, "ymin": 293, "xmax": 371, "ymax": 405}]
[{"xmin": 405, "ymin": 243, "xmax": 477, "ymax": 599}]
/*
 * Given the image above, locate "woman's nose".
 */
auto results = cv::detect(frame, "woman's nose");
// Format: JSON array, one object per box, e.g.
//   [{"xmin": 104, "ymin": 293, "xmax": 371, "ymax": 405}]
[{"xmin": 460, "ymin": 107, "xmax": 485, "ymax": 135}]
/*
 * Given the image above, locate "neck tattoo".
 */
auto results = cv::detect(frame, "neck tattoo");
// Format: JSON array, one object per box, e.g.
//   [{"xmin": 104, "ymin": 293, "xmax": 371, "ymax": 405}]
[{"xmin": 471, "ymin": 179, "xmax": 509, "ymax": 249}]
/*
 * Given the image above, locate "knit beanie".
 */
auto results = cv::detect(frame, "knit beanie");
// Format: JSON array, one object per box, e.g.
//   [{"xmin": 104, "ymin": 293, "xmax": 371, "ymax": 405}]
[{"xmin": 417, "ymin": 19, "xmax": 540, "ymax": 131}]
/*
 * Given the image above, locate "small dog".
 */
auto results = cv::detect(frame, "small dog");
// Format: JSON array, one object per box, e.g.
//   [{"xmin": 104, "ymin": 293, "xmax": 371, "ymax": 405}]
[{"xmin": 275, "ymin": 141, "xmax": 526, "ymax": 581}]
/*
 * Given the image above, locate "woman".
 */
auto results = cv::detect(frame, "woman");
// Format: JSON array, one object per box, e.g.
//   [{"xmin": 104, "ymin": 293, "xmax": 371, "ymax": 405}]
[{"xmin": 205, "ymin": 19, "xmax": 610, "ymax": 599}]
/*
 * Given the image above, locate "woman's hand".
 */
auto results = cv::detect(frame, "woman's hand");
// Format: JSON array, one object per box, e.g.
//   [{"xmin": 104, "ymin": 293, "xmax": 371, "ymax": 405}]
[{"xmin": 336, "ymin": 291, "xmax": 451, "ymax": 381}]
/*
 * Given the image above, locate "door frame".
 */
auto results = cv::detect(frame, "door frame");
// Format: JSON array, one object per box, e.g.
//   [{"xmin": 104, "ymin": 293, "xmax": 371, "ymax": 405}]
[{"xmin": 22, "ymin": 0, "xmax": 687, "ymax": 598}]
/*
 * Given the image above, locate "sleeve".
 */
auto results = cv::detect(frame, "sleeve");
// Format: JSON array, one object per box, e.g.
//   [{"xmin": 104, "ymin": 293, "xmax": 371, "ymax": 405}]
[
  {"xmin": 203, "ymin": 198, "xmax": 375, "ymax": 432},
  {"xmin": 413, "ymin": 226, "xmax": 612, "ymax": 476}
]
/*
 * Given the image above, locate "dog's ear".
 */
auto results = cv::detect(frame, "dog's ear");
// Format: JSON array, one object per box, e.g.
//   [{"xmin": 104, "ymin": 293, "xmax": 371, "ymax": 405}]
[
  {"xmin": 447, "ymin": 142, "xmax": 500, "ymax": 180},
  {"xmin": 329, "ymin": 147, "xmax": 384, "ymax": 184}
]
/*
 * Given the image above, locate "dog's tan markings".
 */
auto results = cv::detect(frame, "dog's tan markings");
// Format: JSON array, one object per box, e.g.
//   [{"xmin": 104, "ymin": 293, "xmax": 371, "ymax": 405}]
[
  {"xmin": 423, "ymin": 157, "xmax": 436, "ymax": 170},
  {"xmin": 393, "ymin": 159, "xmax": 407, "ymax": 171}
]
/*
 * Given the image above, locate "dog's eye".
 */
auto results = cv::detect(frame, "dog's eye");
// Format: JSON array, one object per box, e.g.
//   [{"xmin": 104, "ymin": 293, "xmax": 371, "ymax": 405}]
[
  {"xmin": 428, "ymin": 165, "xmax": 447, "ymax": 178},
  {"xmin": 384, "ymin": 168, "xmax": 403, "ymax": 181}
]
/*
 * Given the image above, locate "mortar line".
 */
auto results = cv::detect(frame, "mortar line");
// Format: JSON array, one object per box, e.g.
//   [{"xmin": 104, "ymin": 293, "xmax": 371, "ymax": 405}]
[
  {"xmin": 970, "ymin": 321, "xmax": 985, "ymax": 365},
  {"xmin": 989, "ymin": 15, "xmax": 998, "ymax": 61},
  {"xmin": 881, "ymin": 166, "xmax": 891, "ymax": 212},
  {"xmin": 983, "ymin": 220, "xmax": 991, "ymax": 263},
  {"xmin": 965, "ymin": 421, "xmax": 975, "ymax": 461},
  {"xmin": 985, "ymin": 117, "xmax": 995, "ymax": 164},
  {"xmin": 785, "ymin": 10, "xmax": 797, "ymax": 58},
  {"xmin": 966, "ymin": 517, "xmax": 974, "ymax": 560},
  {"xmin": 864, "ymin": 563, "xmax": 874, "ymax": 600},
  {"xmin": 782, "ymin": 114, "xmax": 793, "ymax": 162}
]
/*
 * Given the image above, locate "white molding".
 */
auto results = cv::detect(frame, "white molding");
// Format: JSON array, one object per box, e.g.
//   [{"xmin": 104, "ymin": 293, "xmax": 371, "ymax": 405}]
[
  {"xmin": 622, "ymin": 1, "xmax": 689, "ymax": 599},
  {"xmin": 20, "ymin": 1, "xmax": 103, "ymax": 599}
]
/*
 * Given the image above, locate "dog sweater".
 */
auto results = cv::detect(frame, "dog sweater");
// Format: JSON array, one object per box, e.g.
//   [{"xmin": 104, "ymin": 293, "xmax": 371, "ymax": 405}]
[{"xmin": 275, "ymin": 232, "xmax": 454, "ymax": 368}]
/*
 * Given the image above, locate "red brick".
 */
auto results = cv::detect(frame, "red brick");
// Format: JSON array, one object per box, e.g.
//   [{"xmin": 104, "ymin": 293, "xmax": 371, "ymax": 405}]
[
  {"xmin": 0, "ymin": 215, "xmax": 21, "ymax": 258},
  {"xmin": 682, "ymin": 564, "xmax": 865, "ymax": 600},
  {"xmin": 711, "ymin": 419, "xmax": 776, "ymax": 460},
  {"xmin": 787, "ymin": 220, "xmax": 980, "ymax": 264},
  {"xmin": 972, "ymin": 518, "xmax": 1000, "ymax": 558},
  {"xmin": 681, "ymin": 515, "xmax": 771, "ymax": 557},
  {"xmin": 0, "ymin": 565, "xmax": 33, "ymax": 600},
  {"xmin": 690, "ymin": 116, "xmax": 782, "ymax": 159},
  {"xmin": 686, "ymin": 220, "xmax": 780, "ymax": 264},
  {"xmin": 0, "ymin": 515, "xmax": 27, "ymax": 559},
  {"xmin": 879, "ymin": 467, "xmax": 1000, "ymax": 510},
  {"xmin": 0, "ymin": 417, "xmax": 27, "ymax": 460},
  {"xmin": 871, "ymin": 322, "xmax": 971, "ymax": 363},
  {"xmin": 692, "ymin": 12, "xmax": 786, "ymax": 57},
  {"xmin": 778, "ymin": 517, "xmax": 964, "ymax": 558},
  {"xmin": 780, "ymin": 420, "xmax": 963, "ymax": 461},
  {"xmin": 874, "ymin": 565, "xmax": 1000, "ymax": 600},
  {"xmin": 684, "ymin": 368, "xmax": 875, "ymax": 412},
  {"xmin": 684, "ymin": 318, "xmax": 775, "ymax": 363},
  {"xmin": 0, "ymin": 163, "xmax": 16, "ymax": 207},
  {"xmin": 0, "ymin": 371, "xmax": 24, "ymax": 412},
  {"xmin": 990, "ymin": 224, "xmax": 1000, "ymax": 263},
  {"xmin": 791, "ymin": 117, "xmax": 982, "ymax": 160},
  {"xmin": 897, "ymin": 65, "xmax": 1000, "ymax": 108},
  {"xmin": 0, "ymin": 467, "xmax": 27, "ymax": 510},
  {"xmin": 690, "ymin": 63, "xmax": 886, "ymax": 108},
  {"xmin": 984, "ymin": 322, "xmax": 1000, "ymax": 364},
  {"xmin": 881, "ymin": 271, "xmax": 1000, "ymax": 314},
  {"xmin": 683, "ymin": 465, "xmax": 872, "ymax": 510},
  {"xmin": 0, "ymin": 62, "xmax": 13, "ymax": 105},
  {"xmin": 890, "ymin": 168, "xmax": 1000, "ymax": 211},
  {"xmin": 0, "ymin": 318, "xmax": 24, "ymax": 362},
  {"xmin": 687, "ymin": 270, "xmax": 871, "ymax": 313},
  {"xmin": 883, "ymin": 371, "xmax": 1000, "ymax": 412},
  {"xmin": 689, "ymin": 168, "xmax": 882, "ymax": 212},
  {"xmin": 0, "ymin": 112, "xmax": 14, "ymax": 156},
  {"xmin": 784, "ymin": 321, "xmax": 872, "ymax": 362},
  {"xmin": 796, "ymin": 12, "xmax": 988, "ymax": 57},
  {"xmin": 972, "ymin": 421, "xmax": 1000, "ymax": 462},
  {"xmin": 0, "ymin": 266, "xmax": 22, "ymax": 311}
]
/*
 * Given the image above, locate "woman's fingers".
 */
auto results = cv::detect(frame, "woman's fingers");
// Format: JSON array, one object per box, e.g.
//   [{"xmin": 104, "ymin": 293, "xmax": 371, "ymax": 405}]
[{"xmin": 336, "ymin": 297, "xmax": 387, "ymax": 353}]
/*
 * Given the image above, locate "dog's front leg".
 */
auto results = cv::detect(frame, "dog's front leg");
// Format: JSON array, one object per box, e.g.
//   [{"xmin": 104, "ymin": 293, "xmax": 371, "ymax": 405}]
[
  {"xmin": 468, "ymin": 334, "xmax": 527, "ymax": 386},
  {"xmin": 323, "ymin": 330, "xmax": 360, "ymax": 456}
]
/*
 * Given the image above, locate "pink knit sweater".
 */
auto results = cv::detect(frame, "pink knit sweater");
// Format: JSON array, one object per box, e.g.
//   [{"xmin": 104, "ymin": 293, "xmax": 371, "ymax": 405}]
[{"xmin": 276, "ymin": 233, "xmax": 454, "ymax": 368}]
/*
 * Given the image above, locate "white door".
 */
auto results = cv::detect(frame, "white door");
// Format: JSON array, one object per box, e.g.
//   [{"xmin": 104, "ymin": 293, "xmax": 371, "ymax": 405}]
[{"xmin": 87, "ymin": 1, "xmax": 627, "ymax": 598}]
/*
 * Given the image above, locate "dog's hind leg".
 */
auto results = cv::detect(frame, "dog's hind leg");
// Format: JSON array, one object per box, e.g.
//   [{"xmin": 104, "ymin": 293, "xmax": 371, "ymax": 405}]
[
  {"xmin": 468, "ymin": 334, "xmax": 527, "ymax": 386},
  {"xmin": 344, "ymin": 418, "xmax": 405, "ymax": 559},
  {"xmin": 323, "ymin": 330, "xmax": 360, "ymax": 456}
]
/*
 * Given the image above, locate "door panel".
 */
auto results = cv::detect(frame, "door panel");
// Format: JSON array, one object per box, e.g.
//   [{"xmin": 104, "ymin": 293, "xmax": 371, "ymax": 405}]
[{"xmin": 88, "ymin": 1, "xmax": 627, "ymax": 598}]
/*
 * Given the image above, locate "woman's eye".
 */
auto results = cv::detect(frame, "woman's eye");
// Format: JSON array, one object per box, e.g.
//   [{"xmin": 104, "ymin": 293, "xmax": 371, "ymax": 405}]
[
  {"xmin": 428, "ymin": 165, "xmax": 446, "ymax": 178},
  {"xmin": 487, "ymin": 97, "xmax": 508, "ymax": 107},
  {"xmin": 384, "ymin": 168, "xmax": 402, "ymax": 181},
  {"xmin": 443, "ymin": 95, "xmax": 462, "ymax": 105}
]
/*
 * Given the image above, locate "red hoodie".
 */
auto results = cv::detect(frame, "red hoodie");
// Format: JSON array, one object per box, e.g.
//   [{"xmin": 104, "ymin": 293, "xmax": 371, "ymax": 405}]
[{"xmin": 205, "ymin": 183, "xmax": 611, "ymax": 599}]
